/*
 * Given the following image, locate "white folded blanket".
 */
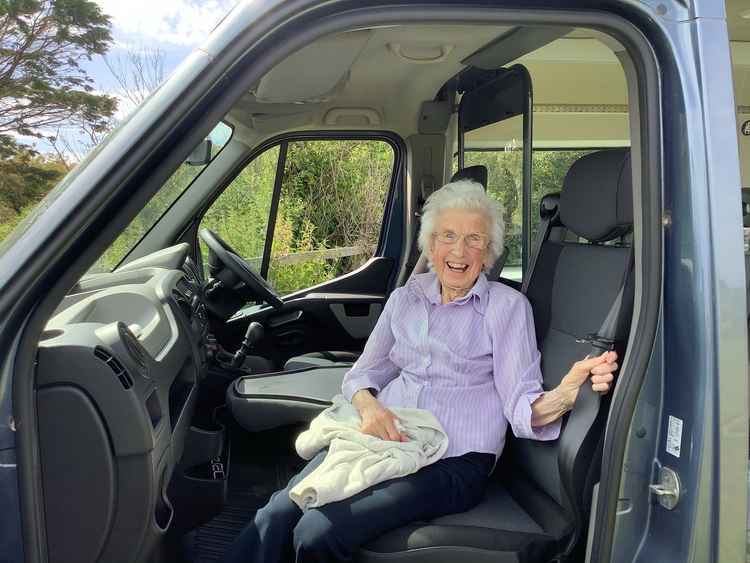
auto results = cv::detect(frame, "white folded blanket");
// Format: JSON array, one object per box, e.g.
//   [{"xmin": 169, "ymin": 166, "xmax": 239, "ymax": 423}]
[{"xmin": 289, "ymin": 394, "xmax": 449, "ymax": 510}]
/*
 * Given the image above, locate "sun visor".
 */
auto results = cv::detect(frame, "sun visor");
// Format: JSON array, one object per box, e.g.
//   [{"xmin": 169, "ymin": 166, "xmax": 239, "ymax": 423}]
[{"xmin": 254, "ymin": 30, "xmax": 371, "ymax": 103}]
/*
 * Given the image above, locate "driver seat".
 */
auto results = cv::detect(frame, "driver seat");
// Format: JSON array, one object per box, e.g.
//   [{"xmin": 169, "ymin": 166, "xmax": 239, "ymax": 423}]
[{"xmin": 283, "ymin": 165, "xmax": 490, "ymax": 371}]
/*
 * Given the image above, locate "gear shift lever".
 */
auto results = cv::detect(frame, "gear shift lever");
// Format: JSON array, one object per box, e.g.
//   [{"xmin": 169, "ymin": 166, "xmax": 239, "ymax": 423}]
[{"xmin": 231, "ymin": 322, "xmax": 265, "ymax": 369}]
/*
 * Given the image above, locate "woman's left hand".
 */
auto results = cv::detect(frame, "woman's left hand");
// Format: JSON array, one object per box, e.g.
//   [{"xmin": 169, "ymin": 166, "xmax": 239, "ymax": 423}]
[
  {"xmin": 560, "ymin": 351, "xmax": 619, "ymax": 400},
  {"xmin": 531, "ymin": 351, "xmax": 619, "ymax": 427}
]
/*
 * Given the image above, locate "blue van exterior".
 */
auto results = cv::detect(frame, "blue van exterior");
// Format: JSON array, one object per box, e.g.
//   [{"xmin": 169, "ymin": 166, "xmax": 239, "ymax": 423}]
[{"xmin": 0, "ymin": 1, "xmax": 745, "ymax": 561}]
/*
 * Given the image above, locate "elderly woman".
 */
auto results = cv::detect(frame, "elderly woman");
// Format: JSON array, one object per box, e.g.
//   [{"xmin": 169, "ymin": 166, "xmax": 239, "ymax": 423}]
[{"xmin": 223, "ymin": 180, "xmax": 617, "ymax": 563}]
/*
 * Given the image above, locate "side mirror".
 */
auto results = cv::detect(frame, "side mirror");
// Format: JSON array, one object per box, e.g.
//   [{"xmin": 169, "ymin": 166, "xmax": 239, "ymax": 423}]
[{"xmin": 186, "ymin": 139, "xmax": 213, "ymax": 166}]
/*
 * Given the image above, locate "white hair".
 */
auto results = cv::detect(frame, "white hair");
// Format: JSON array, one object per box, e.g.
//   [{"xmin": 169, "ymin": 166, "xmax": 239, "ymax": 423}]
[{"xmin": 417, "ymin": 179, "xmax": 505, "ymax": 271}]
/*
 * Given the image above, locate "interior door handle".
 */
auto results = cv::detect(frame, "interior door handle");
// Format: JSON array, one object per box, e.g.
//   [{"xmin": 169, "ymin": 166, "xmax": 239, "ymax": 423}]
[{"xmin": 268, "ymin": 310, "xmax": 303, "ymax": 328}]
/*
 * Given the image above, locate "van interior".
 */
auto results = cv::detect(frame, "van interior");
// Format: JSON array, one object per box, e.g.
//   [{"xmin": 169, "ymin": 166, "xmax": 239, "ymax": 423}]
[{"xmin": 31, "ymin": 3, "xmax": 749, "ymax": 563}]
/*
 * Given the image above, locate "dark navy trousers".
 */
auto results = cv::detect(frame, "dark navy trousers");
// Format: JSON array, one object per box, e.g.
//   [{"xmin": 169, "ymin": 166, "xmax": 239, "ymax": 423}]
[{"xmin": 222, "ymin": 450, "xmax": 494, "ymax": 563}]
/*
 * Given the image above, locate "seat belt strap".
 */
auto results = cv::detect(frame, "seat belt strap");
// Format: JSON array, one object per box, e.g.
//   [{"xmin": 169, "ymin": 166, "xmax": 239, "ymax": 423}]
[
  {"xmin": 558, "ymin": 246, "xmax": 634, "ymax": 557},
  {"xmin": 521, "ymin": 214, "xmax": 551, "ymax": 294}
]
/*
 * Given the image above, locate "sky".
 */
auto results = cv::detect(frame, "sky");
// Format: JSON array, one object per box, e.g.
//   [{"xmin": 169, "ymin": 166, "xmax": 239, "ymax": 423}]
[
  {"xmin": 90, "ymin": 0, "xmax": 237, "ymax": 88},
  {"xmin": 34, "ymin": 0, "xmax": 238, "ymax": 154}
]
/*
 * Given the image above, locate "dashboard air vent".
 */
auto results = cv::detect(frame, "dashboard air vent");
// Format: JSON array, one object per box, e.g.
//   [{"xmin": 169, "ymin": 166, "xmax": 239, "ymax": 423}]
[{"xmin": 94, "ymin": 346, "xmax": 134, "ymax": 390}]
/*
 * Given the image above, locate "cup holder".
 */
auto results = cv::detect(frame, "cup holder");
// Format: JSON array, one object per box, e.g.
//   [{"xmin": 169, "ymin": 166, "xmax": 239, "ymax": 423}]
[
  {"xmin": 168, "ymin": 426, "xmax": 230, "ymax": 533},
  {"xmin": 185, "ymin": 458, "xmax": 227, "ymax": 481},
  {"xmin": 181, "ymin": 424, "xmax": 225, "ymax": 469}
]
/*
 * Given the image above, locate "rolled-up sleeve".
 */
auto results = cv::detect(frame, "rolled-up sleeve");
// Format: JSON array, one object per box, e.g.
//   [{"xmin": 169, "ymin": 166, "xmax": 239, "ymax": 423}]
[
  {"xmin": 341, "ymin": 290, "xmax": 401, "ymax": 402},
  {"xmin": 491, "ymin": 294, "xmax": 561, "ymax": 441}
]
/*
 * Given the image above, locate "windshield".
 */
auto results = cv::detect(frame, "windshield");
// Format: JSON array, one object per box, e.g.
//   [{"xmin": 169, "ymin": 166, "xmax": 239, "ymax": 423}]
[{"xmin": 86, "ymin": 121, "xmax": 233, "ymax": 274}]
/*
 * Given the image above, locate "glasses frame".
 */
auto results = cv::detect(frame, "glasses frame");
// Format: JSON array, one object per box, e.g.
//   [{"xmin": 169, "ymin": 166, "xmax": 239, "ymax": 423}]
[{"xmin": 432, "ymin": 230, "xmax": 490, "ymax": 250}]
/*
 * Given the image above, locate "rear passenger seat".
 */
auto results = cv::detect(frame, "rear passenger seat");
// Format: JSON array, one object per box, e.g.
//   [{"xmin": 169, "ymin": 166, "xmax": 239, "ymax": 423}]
[{"xmin": 356, "ymin": 148, "xmax": 634, "ymax": 563}]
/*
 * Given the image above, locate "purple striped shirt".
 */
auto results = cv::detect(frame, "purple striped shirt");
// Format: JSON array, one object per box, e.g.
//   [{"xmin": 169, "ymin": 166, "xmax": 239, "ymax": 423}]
[{"xmin": 341, "ymin": 272, "xmax": 561, "ymax": 459}]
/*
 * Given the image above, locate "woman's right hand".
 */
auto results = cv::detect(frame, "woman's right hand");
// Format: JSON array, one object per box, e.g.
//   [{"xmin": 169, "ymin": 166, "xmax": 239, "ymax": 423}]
[{"xmin": 352, "ymin": 389, "xmax": 409, "ymax": 442}]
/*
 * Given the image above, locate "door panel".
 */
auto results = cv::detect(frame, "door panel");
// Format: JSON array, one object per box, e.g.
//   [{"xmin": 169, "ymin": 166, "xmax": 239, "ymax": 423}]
[{"xmin": 215, "ymin": 256, "xmax": 395, "ymax": 367}]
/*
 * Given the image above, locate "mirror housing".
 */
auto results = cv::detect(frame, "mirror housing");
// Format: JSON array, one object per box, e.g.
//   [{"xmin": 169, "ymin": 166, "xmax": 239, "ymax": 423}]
[{"xmin": 186, "ymin": 139, "xmax": 213, "ymax": 166}]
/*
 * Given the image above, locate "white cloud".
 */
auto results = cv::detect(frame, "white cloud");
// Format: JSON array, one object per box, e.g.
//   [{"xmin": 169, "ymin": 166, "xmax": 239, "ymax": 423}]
[{"xmin": 94, "ymin": 0, "xmax": 237, "ymax": 47}]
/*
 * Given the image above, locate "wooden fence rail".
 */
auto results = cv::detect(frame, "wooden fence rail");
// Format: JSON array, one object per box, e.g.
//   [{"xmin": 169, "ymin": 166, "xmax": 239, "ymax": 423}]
[{"xmin": 246, "ymin": 245, "xmax": 375, "ymax": 268}]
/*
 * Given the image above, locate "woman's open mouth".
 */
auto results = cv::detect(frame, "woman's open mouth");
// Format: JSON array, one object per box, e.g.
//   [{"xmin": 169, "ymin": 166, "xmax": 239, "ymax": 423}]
[{"xmin": 446, "ymin": 262, "xmax": 469, "ymax": 273}]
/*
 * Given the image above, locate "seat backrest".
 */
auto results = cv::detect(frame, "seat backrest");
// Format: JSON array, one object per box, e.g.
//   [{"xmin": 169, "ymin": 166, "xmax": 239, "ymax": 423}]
[
  {"xmin": 408, "ymin": 165, "xmax": 489, "ymax": 279},
  {"xmin": 506, "ymin": 149, "xmax": 634, "ymax": 548}
]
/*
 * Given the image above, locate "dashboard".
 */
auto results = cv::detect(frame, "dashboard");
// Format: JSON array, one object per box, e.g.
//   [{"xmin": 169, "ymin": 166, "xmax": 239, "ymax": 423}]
[{"xmin": 35, "ymin": 244, "xmax": 209, "ymax": 563}]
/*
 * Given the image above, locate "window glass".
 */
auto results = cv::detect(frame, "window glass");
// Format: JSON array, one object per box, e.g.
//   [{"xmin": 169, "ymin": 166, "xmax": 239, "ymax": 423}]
[
  {"xmin": 88, "ymin": 121, "xmax": 233, "ymax": 273},
  {"xmin": 460, "ymin": 145, "xmax": 596, "ymax": 280},
  {"xmin": 198, "ymin": 138, "xmax": 394, "ymax": 296},
  {"xmin": 199, "ymin": 145, "xmax": 280, "ymax": 277},
  {"xmin": 268, "ymin": 140, "xmax": 394, "ymax": 294},
  {"xmin": 462, "ymin": 114, "xmax": 525, "ymax": 281}
]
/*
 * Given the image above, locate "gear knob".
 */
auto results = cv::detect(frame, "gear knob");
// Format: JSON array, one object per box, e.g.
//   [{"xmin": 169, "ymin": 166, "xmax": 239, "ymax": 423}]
[
  {"xmin": 231, "ymin": 322, "xmax": 265, "ymax": 369},
  {"xmin": 244, "ymin": 321, "xmax": 265, "ymax": 345}
]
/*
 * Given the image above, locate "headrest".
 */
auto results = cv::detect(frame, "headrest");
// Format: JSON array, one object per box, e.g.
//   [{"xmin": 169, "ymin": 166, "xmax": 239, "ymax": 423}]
[
  {"xmin": 540, "ymin": 192, "xmax": 560, "ymax": 221},
  {"xmin": 559, "ymin": 149, "xmax": 632, "ymax": 242},
  {"xmin": 450, "ymin": 165, "xmax": 488, "ymax": 190}
]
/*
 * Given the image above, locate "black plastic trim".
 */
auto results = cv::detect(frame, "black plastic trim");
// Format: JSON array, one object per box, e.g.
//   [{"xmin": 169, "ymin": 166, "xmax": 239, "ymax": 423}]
[{"xmin": 260, "ymin": 141, "xmax": 288, "ymax": 278}]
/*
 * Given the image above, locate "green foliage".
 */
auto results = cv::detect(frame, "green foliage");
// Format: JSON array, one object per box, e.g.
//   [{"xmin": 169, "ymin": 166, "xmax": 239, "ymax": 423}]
[
  {"xmin": 0, "ymin": 110, "xmax": 588, "ymax": 300},
  {"xmin": 465, "ymin": 149, "xmax": 592, "ymax": 266},
  {"xmin": 0, "ymin": 0, "xmax": 116, "ymax": 138},
  {"xmin": 90, "ymin": 162, "xmax": 205, "ymax": 272},
  {"xmin": 0, "ymin": 0, "xmax": 116, "ymax": 250},
  {"xmin": 201, "ymin": 140, "xmax": 393, "ymax": 295},
  {"xmin": 0, "ymin": 137, "xmax": 66, "ymax": 213},
  {"xmin": 89, "ymin": 124, "xmax": 235, "ymax": 272}
]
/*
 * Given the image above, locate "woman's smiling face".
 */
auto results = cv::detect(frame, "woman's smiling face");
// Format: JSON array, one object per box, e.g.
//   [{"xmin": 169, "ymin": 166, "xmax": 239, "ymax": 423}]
[{"xmin": 430, "ymin": 208, "xmax": 489, "ymax": 298}]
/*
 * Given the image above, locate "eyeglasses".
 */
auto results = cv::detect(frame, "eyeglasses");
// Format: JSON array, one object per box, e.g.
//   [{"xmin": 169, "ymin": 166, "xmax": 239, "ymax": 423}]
[{"xmin": 433, "ymin": 231, "xmax": 489, "ymax": 250}]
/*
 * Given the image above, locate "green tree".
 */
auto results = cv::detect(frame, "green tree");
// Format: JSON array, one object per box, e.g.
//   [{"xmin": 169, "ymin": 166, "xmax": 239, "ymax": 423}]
[
  {"xmin": 0, "ymin": 136, "xmax": 64, "ymax": 211},
  {"xmin": 0, "ymin": 0, "xmax": 116, "ymax": 140},
  {"xmin": 0, "ymin": 0, "xmax": 116, "ymax": 245}
]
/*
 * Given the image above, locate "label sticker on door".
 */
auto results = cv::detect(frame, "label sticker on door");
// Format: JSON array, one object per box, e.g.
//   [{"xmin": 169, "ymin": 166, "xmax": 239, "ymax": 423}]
[{"xmin": 666, "ymin": 415, "xmax": 683, "ymax": 458}]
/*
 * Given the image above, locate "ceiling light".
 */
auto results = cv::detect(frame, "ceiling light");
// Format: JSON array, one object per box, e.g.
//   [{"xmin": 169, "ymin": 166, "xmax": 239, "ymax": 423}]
[{"xmin": 741, "ymin": 9, "xmax": 750, "ymax": 19}]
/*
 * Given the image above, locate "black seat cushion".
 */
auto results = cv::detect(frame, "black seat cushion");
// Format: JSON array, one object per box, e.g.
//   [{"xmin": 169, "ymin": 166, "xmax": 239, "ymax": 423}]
[{"xmin": 357, "ymin": 469, "xmax": 571, "ymax": 563}]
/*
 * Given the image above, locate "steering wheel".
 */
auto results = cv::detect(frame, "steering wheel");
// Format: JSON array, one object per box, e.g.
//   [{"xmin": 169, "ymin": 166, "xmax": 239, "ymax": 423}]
[{"xmin": 199, "ymin": 228, "xmax": 284, "ymax": 309}]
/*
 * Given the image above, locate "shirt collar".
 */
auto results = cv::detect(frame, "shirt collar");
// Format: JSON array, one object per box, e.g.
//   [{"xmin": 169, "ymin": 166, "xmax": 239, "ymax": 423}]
[{"xmin": 412, "ymin": 271, "xmax": 489, "ymax": 315}]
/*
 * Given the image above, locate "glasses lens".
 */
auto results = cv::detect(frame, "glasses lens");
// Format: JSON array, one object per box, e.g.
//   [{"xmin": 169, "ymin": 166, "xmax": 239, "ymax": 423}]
[
  {"xmin": 435, "ymin": 232, "xmax": 487, "ymax": 249},
  {"xmin": 436, "ymin": 232, "xmax": 456, "ymax": 244}
]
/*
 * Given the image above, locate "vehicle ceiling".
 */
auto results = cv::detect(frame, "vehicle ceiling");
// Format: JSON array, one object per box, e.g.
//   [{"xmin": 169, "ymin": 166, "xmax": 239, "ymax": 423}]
[
  {"xmin": 223, "ymin": 13, "xmax": 748, "ymax": 181},
  {"xmin": 224, "ymin": 24, "xmax": 631, "ymax": 147}
]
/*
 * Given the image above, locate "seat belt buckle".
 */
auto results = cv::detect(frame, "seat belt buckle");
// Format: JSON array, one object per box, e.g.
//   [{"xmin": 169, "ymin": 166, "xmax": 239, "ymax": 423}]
[
  {"xmin": 575, "ymin": 333, "xmax": 616, "ymax": 352},
  {"xmin": 211, "ymin": 457, "xmax": 226, "ymax": 480}
]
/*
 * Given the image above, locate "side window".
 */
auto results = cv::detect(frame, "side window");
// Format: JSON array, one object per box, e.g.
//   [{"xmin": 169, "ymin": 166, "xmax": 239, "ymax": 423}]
[
  {"xmin": 200, "ymin": 146, "xmax": 280, "ymax": 276},
  {"xmin": 268, "ymin": 140, "xmax": 394, "ymax": 294},
  {"xmin": 462, "ymin": 114, "xmax": 525, "ymax": 282},
  {"xmin": 459, "ymin": 145, "xmax": 597, "ymax": 281},
  {"xmin": 200, "ymin": 138, "xmax": 395, "ymax": 295}
]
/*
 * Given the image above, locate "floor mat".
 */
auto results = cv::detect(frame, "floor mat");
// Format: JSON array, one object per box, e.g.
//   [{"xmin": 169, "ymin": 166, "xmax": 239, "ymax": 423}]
[
  {"xmin": 185, "ymin": 423, "xmax": 306, "ymax": 562},
  {"xmin": 186, "ymin": 495, "xmax": 261, "ymax": 562}
]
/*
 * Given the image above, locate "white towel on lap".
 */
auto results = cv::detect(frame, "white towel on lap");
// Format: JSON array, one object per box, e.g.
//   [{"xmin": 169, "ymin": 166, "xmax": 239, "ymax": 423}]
[{"xmin": 289, "ymin": 394, "xmax": 449, "ymax": 510}]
